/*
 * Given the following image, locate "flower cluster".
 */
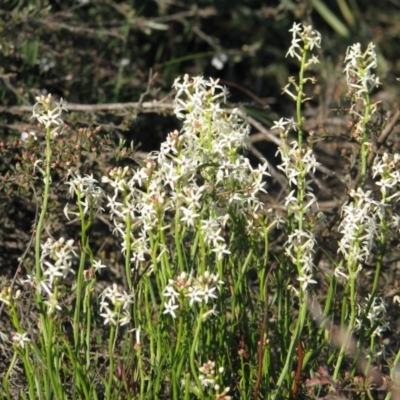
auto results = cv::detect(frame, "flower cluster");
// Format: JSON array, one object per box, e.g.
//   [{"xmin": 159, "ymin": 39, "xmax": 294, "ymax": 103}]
[
  {"xmin": 280, "ymin": 22, "xmax": 321, "ymax": 107},
  {"xmin": 270, "ymin": 24, "xmax": 325, "ymax": 293},
  {"xmin": 64, "ymin": 171, "xmax": 105, "ymax": 218},
  {"xmin": 99, "ymin": 283, "xmax": 134, "ymax": 326},
  {"xmin": 40, "ymin": 237, "xmax": 77, "ymax": 285},
  {"xmin": 32, "ymin": 93, "xmax": 67, "ymax": 137},
  {"xmin": 355, "ymin": 295, "xmax": 389, "ymax": 337},
  {"xmin": 101, "ymin": 166, "xmax": 155, "ymax": 269},
  {"xmin": 198, "ymin": 360, "xmax": 231, "ymax": 399},
  {"xmin": 0, "ymin": 286, "xmax": 21, "ymax": 307},
  {"xmin": 337, "ymin": 188, "xmax": 379, "ymax": 266},
  {"xmin": 163, "ymin": 271, "xmax": 224, "ymax": 318},
  {"xmin": 23, "ymin": 237, "xmax": 78, "ymax": 315},
  {"xmin": 102, "ymin": 76, "xmax": 270, "ymax": 277},
  {"xmin": 272, "ymin": 124, "xmax": 320, "ymax": 290},
  {"xmin": 171, "ymin": 74, "xmax": 269, "ymax": 234},
  {"xmin": 344, "ymin": 43, "xmax": 380, "ymax": 100},
  {"xmin": 343, "ymin": 42, "xmax": 381, "ymax": 139},
  {"xmin": 277, "ymin": 141, "xmax": 320, "ymax": 190},
  {"xmin": 337, "ymin": 151, "xmax": 400, "ymax": 272},
  {"xmin": 372, "ymin": 152, "xmax": 400, "ymax": 202},
  {"xmin": 286, "ymin": 22, "xmax": 321, "ymax": 64}
]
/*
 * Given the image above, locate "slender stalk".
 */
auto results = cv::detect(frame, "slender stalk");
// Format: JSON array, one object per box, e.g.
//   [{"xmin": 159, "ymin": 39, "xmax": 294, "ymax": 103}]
[
  {"xmin": 105, "ymin": 324, "xmax": 117, "ymax": 399},
  {"xmin": 333, "ymin": 258, "xmax": 358, "ymax": 380},
  {"xmin": 73, "ymin": 209, "xmax": 91, "ymax": 348},
  {"xmin": 34, "ymin": 126, "xmax": 53, "ymax": 338},
  {"xmin": 272, "ymin": 296, "xmax": 308, "ymax": 398},
  {"xmin": 189, "ymin": 310, "xmax": 204, "ymax": 397},
  {"xmin": 124, "ymin": 194, "xmax": 133, "ymax": 290},
  {"xmin": 296, "ymin": 43, "xmax": 309, "ymax": 149}
]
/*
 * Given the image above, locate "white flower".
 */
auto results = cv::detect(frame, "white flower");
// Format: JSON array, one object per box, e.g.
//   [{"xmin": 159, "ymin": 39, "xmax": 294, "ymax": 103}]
[
  {"xmin": 297, "ymin": 275, "xmax": 317, "ymax": 290},
  {"xmin": 93, "ymin": 259, "xmax": 107, "ymax": 273},
  {"xmin": 271, "ymin": 118, "xmax": 292, "ymax": 132},
  {"xmin": 100, "ymin": 306, "xmax": 118, "ymax": 325},
  {"xmin": 163, "ymin": 285, "xmax": 179, "ymax": 302},
  {"xmin": 289, "ymin": 22, "xmax": 303, "ymax": 37},
  {"xmin": 202, "ymin": 284, "xmax": 217, "ymax": 303},
  {"xmin": 180, "ymin": 206, "xmax": 200, "ymax": 227},
  {"xmin": 42, "ymin": 261, "xmax": 64, "ymax": 284},
  {"xmin": 344, "ymin": 42, "xmax": 380, "ymax": 99},
  {"xmin": 163, "ymin": 299, "xmax": 179, "ymax": 318},
  {"xmin": 129, "ymin": 326, "xmax": 141, "ymax": 345},
  {"xmin": 99, "ymin": 284, "xmax": 134, "ymax": 325},
  {"xmin": 20, "ymin": 131, "xmax": 37, "ymax": 141},
  {"xmin": 286, "ymin": 23, "xmax": 321, "ymax": 60},
  {"xmin": 286, "ymin": 37, "xmax": 302, "ymax": 60},
  {"xmin": 211, "ymin": 242, "xmax": 231, "ymax": 260},
  {"xmin": 211, "ymin": 53, "xmax": 228, "ymax": 70},
  {"xmin": 202, "ymin": 305, "xmax": 219, "ymax": 320},
  {"xmin": 31, "ymin": 94, "xmax": 67, "ymax": 136},
  {"xmin": 118, "ymin": 310, "xmax": 131, "ymax": 326},
  {"xmin": 65, "ymin": 172, "xmax": 105, "ymax": 214},
  {"xmin": 187, "ymin": 287, "xmax": 204, "ymax": 306},
  {"xmin": 12, "ymin": 332, "xmax": 31, "ymax": 349}
]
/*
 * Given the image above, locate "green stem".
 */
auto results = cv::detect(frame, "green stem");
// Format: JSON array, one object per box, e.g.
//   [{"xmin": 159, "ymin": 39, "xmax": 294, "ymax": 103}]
[
  {"xmin": 46, "ymin": 317, "xmax": 62, "ymax": 398},
  {"xmin": 124, "ymin": 194, "xmax": 133, "ymax": 290},
  {"xmin": 73, "ymin": 208, "xmax": 92, "ymax": 348},
  {"xmin": 32, "ymin": 126, "xmax": 54, "ymax": 396},
  {"xmin": 34, "ymin": 126, "xmax": 53, "ymax": 340},
  {"xmin": 360, "ymin": 92, "xmax": 371, "ymax": 187},
  {"xmin": 189, "ymin": 310, "xmax": 204, "ymax": 397},
  {"xmin": 296, "ymin": 44, "xmax": 309, "ymax": 148},
  {"xmin": 333, "ymin": 259, "xmax": 357, "ymax": 380},
  {"xmin": 272, "ymin": 294, "xmax": 308, "ymax": 398},
  {"xmin": 106, "ymin": 324, "xmax": 117, "ymax": 399},
  {"xmin": 174, "ymin": 201, "xmax": 185, "ymax": 272},
  {"xmin": 3, "ymin": 352, "xmax": 18, "ymax": 398}
]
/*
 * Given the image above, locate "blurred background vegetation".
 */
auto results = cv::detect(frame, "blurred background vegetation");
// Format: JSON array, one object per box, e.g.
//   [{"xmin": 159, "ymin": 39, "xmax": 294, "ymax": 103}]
[
  {"xmin": 1, "ymin": 0, "xmax": 400, "ymax": 276},
  {"xmin": 2, "ymin": 0, "xmax": 400, "ymax": 134}
]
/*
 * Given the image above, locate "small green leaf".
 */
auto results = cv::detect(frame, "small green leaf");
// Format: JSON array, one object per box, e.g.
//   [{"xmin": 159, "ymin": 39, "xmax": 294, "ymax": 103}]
[{"xmin": 22, "ymin": 39, "xmax": 39, "ymax": 67}]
